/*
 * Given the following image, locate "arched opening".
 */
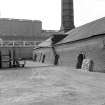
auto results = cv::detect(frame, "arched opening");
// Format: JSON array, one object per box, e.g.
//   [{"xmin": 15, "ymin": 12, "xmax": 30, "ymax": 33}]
[
  {"xmin": 42, "ymin": 54, "xmax": 45, "ymax": 63},
  {"xmin": 76, "ymin": 53, "xmax": 85, "ymax": 69},
  {"xmin": 33, "ymin": 54, "xmax": 37, "ymax": 61},
  {"xmin": 54, "ymin": 54, "xmax": 59, "ymax": 65}
]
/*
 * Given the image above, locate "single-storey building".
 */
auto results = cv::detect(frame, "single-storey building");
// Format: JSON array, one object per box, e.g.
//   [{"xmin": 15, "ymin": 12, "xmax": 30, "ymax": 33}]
[{"xmin": 33, "ymin": 17, "xmax": 105, "ymax": 72}]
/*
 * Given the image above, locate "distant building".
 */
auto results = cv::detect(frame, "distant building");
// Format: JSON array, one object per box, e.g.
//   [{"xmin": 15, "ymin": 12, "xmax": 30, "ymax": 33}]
[{"xmin": 0, "ymin": 18, "xmax": 43, "ymax": 41}]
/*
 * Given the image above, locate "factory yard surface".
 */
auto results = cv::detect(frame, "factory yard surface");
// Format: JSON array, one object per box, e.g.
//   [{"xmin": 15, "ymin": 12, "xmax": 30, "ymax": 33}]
[{"xmin": 0, "ymin": 61, "xmax": 105, "ymax": 105}]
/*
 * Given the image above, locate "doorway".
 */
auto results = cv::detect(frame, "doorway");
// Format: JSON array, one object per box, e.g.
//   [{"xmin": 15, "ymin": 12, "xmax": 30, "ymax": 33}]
[
  {"xmin": 54, "ymin": 54, "xmax": 59, "ymax": 65},
  {"xmin": 76, "ymin": 53, "xmax": 85, "ymax": 69},
  {"xmin": 42, "ymin": 54, "xmax": 45, "ymax": 63}
]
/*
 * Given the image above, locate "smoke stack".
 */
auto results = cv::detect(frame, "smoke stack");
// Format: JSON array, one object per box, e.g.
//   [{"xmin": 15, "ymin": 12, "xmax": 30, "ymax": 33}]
[{"xmin": 61, "ymin": 0, "xmax": 75, "ymax": 32}]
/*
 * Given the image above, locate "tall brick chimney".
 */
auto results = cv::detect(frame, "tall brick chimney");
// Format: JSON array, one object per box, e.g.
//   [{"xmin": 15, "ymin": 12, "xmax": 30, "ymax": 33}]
[{"xmin": 60, "ymin": 0, "xmax": 75, "ymax": 32}]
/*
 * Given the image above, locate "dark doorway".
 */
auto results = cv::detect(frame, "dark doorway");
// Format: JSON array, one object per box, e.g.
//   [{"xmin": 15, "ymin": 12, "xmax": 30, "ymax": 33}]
[
  {"xmin": 0, "ymin": 51, "xmax": 1, "ymax": 68},
  {"xmin": 76, "ymin": 53, "xmax": 85, "ymax": 69},
  {"xmin": 54, "ymin": 54, "xmax": 59, "ymax": 65},
  {"xmin": 33, "ymin": 54, "xmax": 37, "ymax": 61},
  {"xmin": 42, "ymin": 54, "xmax": 45, "ymax": 63}
]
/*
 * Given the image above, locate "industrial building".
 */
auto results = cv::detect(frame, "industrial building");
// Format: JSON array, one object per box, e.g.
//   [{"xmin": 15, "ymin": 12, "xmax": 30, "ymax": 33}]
[
  {"xmin": 0, "ymin": 18, "xmax": 43, "ymax": 67},
  {"xmin": 33, "ymin": 0, "xmax": 105, "ymax": 72},
  {"xmin": 0, "ymin": 16, "xmax": 60, "ymax": 68},
  {"xmin": 0, "ymin": 18, "xmax": 43, "ymax": 63},
  {"xmin": 0, "ymin": 18, "xmax": 43, "ymax": 41}
]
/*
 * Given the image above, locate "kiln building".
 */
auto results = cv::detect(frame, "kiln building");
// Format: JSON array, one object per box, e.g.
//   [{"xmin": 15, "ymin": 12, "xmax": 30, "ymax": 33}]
[{"xmin": 33, "ymin": 0, "xmax": 105, "ymax": 72}]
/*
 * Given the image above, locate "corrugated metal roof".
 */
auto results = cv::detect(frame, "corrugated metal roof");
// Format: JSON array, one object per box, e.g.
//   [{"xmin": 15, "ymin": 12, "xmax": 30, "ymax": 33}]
[{"xmin": 57, "ymin": 17, "xmax": 105, "ymax": 44}]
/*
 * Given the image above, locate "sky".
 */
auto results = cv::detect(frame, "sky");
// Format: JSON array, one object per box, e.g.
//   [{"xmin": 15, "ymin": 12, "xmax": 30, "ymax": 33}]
[{"xmin": 0, "ymin": 0, "xmax": 105, "ymax": 30}]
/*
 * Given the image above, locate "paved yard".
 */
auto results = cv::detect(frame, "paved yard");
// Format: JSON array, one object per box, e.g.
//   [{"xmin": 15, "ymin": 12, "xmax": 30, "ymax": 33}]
[{"xmin": 0, "ymin": 61, "xmax": 105, "ymax": 105}]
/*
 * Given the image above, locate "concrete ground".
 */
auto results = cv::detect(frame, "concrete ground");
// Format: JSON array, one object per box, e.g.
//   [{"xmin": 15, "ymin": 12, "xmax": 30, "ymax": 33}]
[{"xmin": 0, "ymin": 61, "xmax": 105, "ymax": 105}]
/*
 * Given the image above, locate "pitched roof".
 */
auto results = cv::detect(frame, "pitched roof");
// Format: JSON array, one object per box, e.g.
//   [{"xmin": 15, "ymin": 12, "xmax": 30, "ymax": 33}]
[
  {"xmin": 37, "ymin": 34, "xmax": 67, "ymax": 47},
  {"xmin": 38, "ymin": 37, "xmax": 52, "ymax": 47},
  {"xmin": 57, "ymin": 17, "xmax": 105, "ymax": 44}
]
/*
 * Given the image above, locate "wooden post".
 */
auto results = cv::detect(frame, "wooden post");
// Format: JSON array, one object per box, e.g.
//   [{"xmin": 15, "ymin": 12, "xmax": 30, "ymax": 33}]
[
  {"xmin": 9, "ymin": 50, "xmax": 12, "ymax": 68},
  {"xmin": 0, "ymin": 51, "xmax": 2, "ymax": 68}
]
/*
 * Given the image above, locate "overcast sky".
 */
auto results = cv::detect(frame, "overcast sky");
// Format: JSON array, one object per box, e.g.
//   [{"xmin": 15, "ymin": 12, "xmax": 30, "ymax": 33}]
[{"xmin": 0, "ymin": 0, "xmax": 105, "ymax": 30}]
